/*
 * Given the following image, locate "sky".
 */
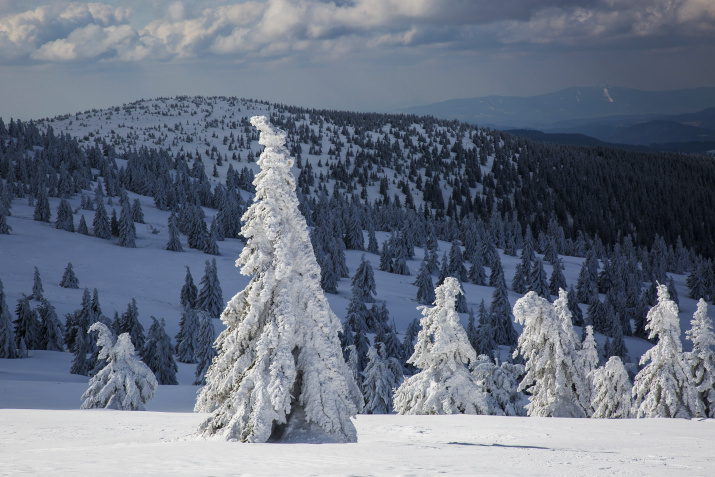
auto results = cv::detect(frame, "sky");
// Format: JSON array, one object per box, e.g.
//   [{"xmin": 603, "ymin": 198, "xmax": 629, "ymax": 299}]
[{"xmin": 1, "ymin": 0, "xmax": 715, "ymax": 120}]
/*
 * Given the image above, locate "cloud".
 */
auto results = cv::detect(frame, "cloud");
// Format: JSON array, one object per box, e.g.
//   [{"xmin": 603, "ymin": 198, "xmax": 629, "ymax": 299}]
[{"xmin": 1, "ymin": 0, "xmax": 714, "ymax": 64}]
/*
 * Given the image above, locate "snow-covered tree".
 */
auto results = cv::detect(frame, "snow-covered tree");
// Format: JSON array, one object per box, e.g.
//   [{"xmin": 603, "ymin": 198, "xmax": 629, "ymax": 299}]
[
  {"xmin": 196, "ymin": 259, "xmax": 223, "ymax": 318},
  {"xmin": 180, "ymin": 266, "xmax": 198, "ymax": 310},
  {"xmin": 37, "ymin": 298, "xmax": 64, "ymax": 352},
  {"xmin": 116, "ymin": 298, "xmax": 145, "ymax": 351},
  {"xmin": 31, "ymin": 266, "xmax": 44, "ymax": 300},
  {"xmin": 393, "ymin": 278, "xmax": 488, "ymax": 415},
  {"xmin": 55, "ymin": 199, "xmax": 74, "ymax": 232},
  {"xmin": 14, "ymin": 294, "xmax": 39, "ymax": 351},
  {"xmin": 59, "ymin": 262, "xmax": 79, "ymax": 289},
  {"xmin": 0, "ymin": 279, "xmax": 20, "ymax": 358},
  {"xmin": 195, "ymin": 116, "xmax": 362, "ymax": 443},
  {"xmin": 118, "ymin": 193, "xmax": 136, "ymax": 248},
  {"xmin": 77, "ymin": 215, "xmax": 89, "ymax": 235},
  {"xmin": 528, "ymin": 257, "xmax": 550, "ymax": 300},
  {"xmin": 513, "ymin": 291, "xmax": 589, "ymax": 417},
  {"xmin": 414, "ymin": 259, "xmax": 436, "ymax": 305},
  {"xmin": 361, "ymin": 344, "xmax": 402, "ymax": 414},
  {"xmin": 490, "ymin": 260, "xmax": 518, "ymax": 347},
  {"xmin": 471, "ymin": 357, "xmax": 527, "ymax": 416},
  {"xmin": 33, "ymin": 187, "xmax": 51, "ymax": 223},
  {"xmin": 549, "ymin": 257, "xmax": 567, "ymax": 297},
  {"xmin": 175, "ymin": 307, "xmax": 200, "ymax": 363},
  {"xmin": 166, "ymin": 212, "xmax": 184, "ymax": 252},
  {"xmin": 632, "ymin": 285, "xmax": 703, "ymax": 418},
  {"xmin": 591, "ymin": 356, "xmax": 632, "ymax": 419},
  {"xmin": 92, "ymin": 198, "xmax": 111, "ymax": 239},
  {"xmin": 686, "ymin": 299, "xmax": 715, "ymax": 418},
  {"xmin": 351, "ymin": 255, "xmax": 376, "ymax": 303},
  {"xmin": 194, "ymin": 311, "xmax": 217, "ymax": 385},
  {"xmin": 81, "ymin": 323, "xmax": 158, "ymax": 410},
  {"xmin": 140, "ymin": 317, "xmax": 177, "ymax": 385},
  {"xmin": 580, "ymin": 324, "xmax": 600, "ymax": 411}
]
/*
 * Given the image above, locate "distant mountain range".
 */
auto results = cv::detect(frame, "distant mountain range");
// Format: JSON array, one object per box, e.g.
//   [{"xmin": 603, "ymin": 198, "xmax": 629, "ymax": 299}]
[{"xmin": 399, "ymin": 87, "xmax": 715, "ymax": 153}]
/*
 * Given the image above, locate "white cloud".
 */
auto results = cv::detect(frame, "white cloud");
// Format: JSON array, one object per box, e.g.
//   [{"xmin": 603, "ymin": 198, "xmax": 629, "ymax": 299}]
[{"xmin": 1, "ymin": 0, "xmax": 714, "ymax": 64}]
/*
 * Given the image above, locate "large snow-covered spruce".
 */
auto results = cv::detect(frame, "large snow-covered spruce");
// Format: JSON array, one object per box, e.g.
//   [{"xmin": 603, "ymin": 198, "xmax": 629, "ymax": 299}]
[
  {"xmin": 393, "ymin": 277, "xmax": 488, "ymax": 415},
  {"xmin": 632, "ymin": 285, "xmax": 703, "ymax": 418},
  {"xmin": 513, "ymin": 290, "xmax": 589, "ymax": 417},
  {"xmin": 81, "ymin": 323, "xmax": 158, "ymax": 411},
  {"xmin": 195, "ymin": 116, "xmax": 362, "ymax": 443}
]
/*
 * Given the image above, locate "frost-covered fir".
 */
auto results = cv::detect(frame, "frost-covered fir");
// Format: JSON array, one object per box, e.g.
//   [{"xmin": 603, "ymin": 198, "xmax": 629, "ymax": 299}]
[
  {"xmin": 81, "ymin": 323, "xmax": 158, "ymax": 411},
  {"xmin": 513, "ymin": 290, "xmax": 589, "ymax": 417},
  {"xmin": 361, "ymin": 344, "xmax": 402, "ymax": 414},
  {"xmin": 591, "ymin": 356, "xmax": 633, "ymax": 419},
  {"xmin": 59, "ymin": 262, "xmax": 79, "ymax": 289},
  {"xmin": 471, "ymin": 356, "xmax": 527, "ymax": 416},
  {"xmin": 686, "ymin": 299, "xmax": 715, "ymax": 417},
  {"xmin": 393, "ymin": 278, "xmax": 488, "ymax": 415},
  {"xmin": 632, "ymin": 285, "xmax": 703, "ymax": 418},
  {"xmin": 195, "ymin": 116, "xmax": 362, "ymax": 443}
]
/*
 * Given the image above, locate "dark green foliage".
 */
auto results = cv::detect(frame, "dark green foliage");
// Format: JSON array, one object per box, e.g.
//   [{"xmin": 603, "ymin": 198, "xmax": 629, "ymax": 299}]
[
  {"xmin": 180, "ymin": 266, "xmax": 198, "ymax": 309},
  {"xmin": 352, "ymin": 255, "xmax": 377, "ymax": 303}
]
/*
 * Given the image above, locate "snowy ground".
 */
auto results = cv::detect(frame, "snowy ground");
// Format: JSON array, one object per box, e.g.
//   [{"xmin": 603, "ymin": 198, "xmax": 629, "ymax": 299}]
[{"xmin": 1, "ymin": 408, "xmax": 713, "ymax": 475}]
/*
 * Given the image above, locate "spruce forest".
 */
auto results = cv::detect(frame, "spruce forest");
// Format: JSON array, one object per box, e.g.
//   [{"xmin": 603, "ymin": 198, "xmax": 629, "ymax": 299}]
[{"xmin": 1, "ymin": 98, "xmax": 715, "ymax": 469}]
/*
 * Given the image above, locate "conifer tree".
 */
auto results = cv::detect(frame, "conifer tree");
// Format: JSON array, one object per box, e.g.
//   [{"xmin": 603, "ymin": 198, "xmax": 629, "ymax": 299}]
[
  {"xmin": 393, "ymin": 278, "xmax": 488, "ymax": 415},
  {"xmin": 131, "ymin": 199, "xmax": 145, "ymax": 224},
  {"xmin": 549, "ymin": 258, "xmax": 567, "ymax": 297},
  {"xmin": 319, "ymin": 254, "xmax": 338, "ymax": 294},
  {"xmin": 0, "ymin": 207, "xmax": 11, "ymax": 235},
  {"xmin": 632, "ymin": 285, "xmax": 703, "ymax": 418},
  {"xmin": 33, "ymin": 187, "xmax": 51, "ymax": 223},
  {"xmin": 366, "ymin": 223, "xmax": 379, "ymax": 254},
  {"xmin": 0, "ymin": 279, "xmax": 20, "ymax": 358},
  {"xmin": 567, "ymin": 285, "xmax": 584, "ymax": 326},
  {"xmin": 116, "ymin": 298, "xmax": 145, "ymax": 351},
  {"xmin": 92, "ymin": 198, "xmax": 111, "ymax": 239},
  {"xmin": 465, "ymin": 307, "xmax": 478, "ymax": 352},
  {"xmin": 591, "ymin": 356, "xmax": 633, "ymax": 419},
  {"xmin": 490, "ymin": 260, "xmax": 518, "ymax": 347},
  {"xmin": 37, "ymin": 298, "xmax": 64, "ymax": 352},
  {"xmin": 468, "ymin": 250, "xmax": 487, "ymax": 286},
  {"xmin": 474, "ymin": 300, "xmax": 496, "ymax": 357},
  {"xmin": 196, "ymin": 259, "xmax": 223, "ymax": 318},
  {"xmin": 166, "ymin": 212, "xmax": 184, "ymax": 252},
  {"xmin": 77, "ymin": 215, "xmax": 89, "ymax": 235},
  {"xmin": 110, "ymin": 208, "xmax": 120, "ymax": 236},
  {"xmin": 437, "ymin": 252, "xmax": 449, "ymax": 286},
  {"xmin": 511, "ymin": 262, "xmax": 528, "ymax": 294},
  {"xmin": 471, "ymin": 357, "xmax": 528, "ymax": 416},
  {"xmin": 686, "ymin": 299, "xmax": 715, "ymax": 418},
  {"xmin": 195, "ymin": 116, "xmax": 362, "ymax": 443},
  {"xmin": 343, "ymin": 211, "xmax": 364, "ymax": 251},
  {"xmin": 14, "ymin": 295, "xmax": 39, "ymax": 351},
  {"xmin": 414, "ymin": 259, "xmax": 436, "ymax": 305},
  {"xmin": 31, "ymin": 266, "xmax": 44, "ymax": 300},
  {"xmin": 513, "ymin": 291, "xmax": 589, "ymax": 417},
  {"xmin": 351, "ymin": 255, "xmax": 376, "ymax": 303},
  {"xmin": 180, "ymin": 266, "xmax": 198, "ymax": 309},
  {"xmin": 447, "ymin": 240, "xmax": 468, "ymax": 282},
  {"xmin": 175, "ymin": 307, "xmax": 200, "ymax": 363},
  {"xmin": 203, "ymin": 224, "xmax": 220, "ymax": 255},
  {"xmin": 55, "ymin": 199, "xmax": 75, "ymax": 232},
  {"xmin": 194, "ymin": 311, "xmax": 217, "ymax": 385},
  {"xmin": 528, "ymin": 257, "xmax": 550, "ymax": 300},
  {"xmin": 81, "ymin": 323, "xmax": 158, "ymax": 410},
  {"xmin": 118, "ymin": 194, "xmax": 136, "ymax": 248},
  {"xmin": 361, "ymin": 344, "xmax": 400, "ymax": 414},
  {"xmin": 581, "ymin": 324, "xmax": 600, "ymax": 411},
  {"xmin": 141, "ymin": 317, "xmax": 178, "ymax": 385}
]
